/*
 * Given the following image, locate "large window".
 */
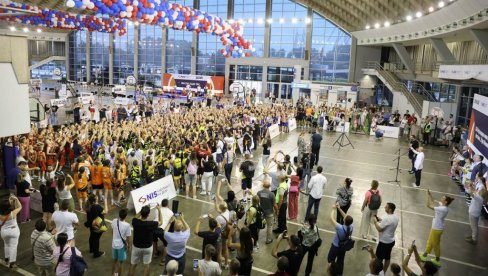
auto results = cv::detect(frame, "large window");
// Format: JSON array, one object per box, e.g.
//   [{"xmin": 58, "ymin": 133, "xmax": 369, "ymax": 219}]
[
  {"xmin": 196, "ymin": 0, "xmax": 228, "ymax": 76},
  {"xmin": 90, "ymin": 32, "xmax": 110, "ymax": 85},
  {"xmin": 138, "ymin": 25, "xmax": 163, "ymax": 87},
  {"xmin": 69, "ymin": 31, "xmax": 87, "ymax": 82},
  {"xmin": 269, "ymin": 0, "xmax": 307, "ymax": 58},
  {"xmin": 114, "ymin": 25, "xmax": 135, "ymax": 84},
  {"xmin": 309, "ymin": 12, "xmax": 351, "ymax": 82},
  {"xmin": 233, "ymin": 0, "xmax": 266, "ymax": 57},
  {"xmin": 166, "ymin": 0, "xmax": 193, "ymax": 75}
]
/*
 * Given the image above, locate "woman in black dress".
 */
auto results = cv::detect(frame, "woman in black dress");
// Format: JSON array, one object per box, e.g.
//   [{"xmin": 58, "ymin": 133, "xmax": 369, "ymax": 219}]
[{"xmin": 40, "ymin": 174, "xmax": 57, "ymax": 231}]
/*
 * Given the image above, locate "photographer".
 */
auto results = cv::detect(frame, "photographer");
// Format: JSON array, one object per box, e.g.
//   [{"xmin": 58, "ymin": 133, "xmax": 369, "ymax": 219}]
[
  {"xmin": 402, "ymin": 244, "xmax": 438, "ymax": 276},
  {"xmin": 194, "ymin": 214, "xmax": 220, "ymax": 261},
  {"xmin": 163, "ymin": 213, "xmax": 190, "ymax": 275},
  {"xmin": 271, "ymin": 231, "xmax": 304, "ymax": 276}
]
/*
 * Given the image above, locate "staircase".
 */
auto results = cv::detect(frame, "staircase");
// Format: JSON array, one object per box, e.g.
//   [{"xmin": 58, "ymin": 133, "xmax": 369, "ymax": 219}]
[{"xmin": 362, "ymin": 62, "xmax": 436, "ymax": 116}]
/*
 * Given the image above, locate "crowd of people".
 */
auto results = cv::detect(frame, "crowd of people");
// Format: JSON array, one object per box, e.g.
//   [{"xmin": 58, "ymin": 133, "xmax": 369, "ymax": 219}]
[{"xmin": 0, "ymin": 95, "xmax": 486, "ymax": 276}]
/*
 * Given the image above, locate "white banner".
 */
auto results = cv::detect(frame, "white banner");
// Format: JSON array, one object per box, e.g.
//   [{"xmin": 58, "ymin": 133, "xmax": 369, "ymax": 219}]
[
  {"xmin": 439, "ymin": 65, "xmax": 488, "ymax": 82},
  {"xmin": 50, "ymin": 98, "xmax": 67, "ymax": 107},
  {"xmin": 114, "ymin": 97, "xmax": 132, "ymax": 106},
  {"xmin": 370, "ymin": 125, "xmax": 400, "ymax": 139},
  {"xmin": 79, "ymin": 95, "xmax": 94, "ymax": 105},
  {"xmin": 288, "ymin": 118, "xmax": 297, "ymax": 132},
  {"xmin": 59, "ymin": 84, "xmax": 67, "ymax": 97},
  {"xmin": 128, "ymin": 176, "xmax": 177, "ymax": 213},
  {"xmin": 268, "ymin": 124, "xmax": 280, "ymax": 139},
  {"xmin": 335, "ymin": 122, "xmax": 350, "ymax": 133}
]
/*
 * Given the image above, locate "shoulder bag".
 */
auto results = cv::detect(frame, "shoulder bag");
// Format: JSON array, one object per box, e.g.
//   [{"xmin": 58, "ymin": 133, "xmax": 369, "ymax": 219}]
[
  {"xmin": 117, "ymin": 219, "xmax": 127, "ymax": 249},
  {"xmin": 313, "ymin": 225, "xmax": 322, "ymax": 255},
  {"xmin": 338, "ymin": 225, "xmax": 355, "ymax": 251}
]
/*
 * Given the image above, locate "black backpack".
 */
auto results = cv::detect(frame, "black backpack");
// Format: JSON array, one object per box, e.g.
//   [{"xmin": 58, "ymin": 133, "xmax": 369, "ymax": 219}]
[
  {"xmin": 70, "ymin": 247, "xmax": 88, "ymax": 276},
  {"xmin": 368, "ymin": 190, "xmax": 381, "ymax": 210},
  {"xmin": 249, "ymin": 206, "xmax": 266, "ymax": 229},
  {"xmin": 243, "ymin": 161, "xmax": 255, "ymax": 179}
]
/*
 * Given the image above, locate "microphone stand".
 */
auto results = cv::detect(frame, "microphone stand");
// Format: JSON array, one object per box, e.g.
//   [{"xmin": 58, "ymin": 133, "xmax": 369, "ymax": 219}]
[{"xmin": 388, "ymin": 148, "xmax": 405, "ymax": 183}]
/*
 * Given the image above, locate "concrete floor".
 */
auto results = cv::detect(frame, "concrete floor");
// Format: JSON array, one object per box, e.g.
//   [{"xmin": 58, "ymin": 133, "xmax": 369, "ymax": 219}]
[{"xmin": 1, "ymin": 128, "xmax": 488, "ymax": 276}]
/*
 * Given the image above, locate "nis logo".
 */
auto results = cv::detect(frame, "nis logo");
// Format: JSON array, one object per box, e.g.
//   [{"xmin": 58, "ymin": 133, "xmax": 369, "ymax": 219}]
[{"xmin": 138, "ymin": 190, "xmax": 159, "ymax": 204}]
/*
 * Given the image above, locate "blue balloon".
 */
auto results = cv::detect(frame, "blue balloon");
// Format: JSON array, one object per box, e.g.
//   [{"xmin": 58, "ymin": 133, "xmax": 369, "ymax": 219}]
[{"xmin": 75, "ymin": 1, "xmax": 83, "ymax": 9}]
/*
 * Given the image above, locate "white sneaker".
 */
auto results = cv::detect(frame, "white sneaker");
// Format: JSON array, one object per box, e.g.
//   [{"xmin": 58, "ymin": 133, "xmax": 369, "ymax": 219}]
[
  {"xmin": 412, "ymin": 183, "xmax": 418, "ymax": 188},
  {"xmin": 200, "ymin": 191, "xmax": 207, "ymax": 195}
]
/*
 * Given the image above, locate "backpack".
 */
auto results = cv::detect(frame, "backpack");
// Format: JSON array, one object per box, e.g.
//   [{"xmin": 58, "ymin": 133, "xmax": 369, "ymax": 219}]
[
  {"xmin": 249, "ymin": 206, "xmax": 266, "ymax": 230},
  {"xmin": 69, "ymin": 247, "xmax": 88, "ymax": 276},
  {"xmin": 368, "ymin": 190, "xmax": 381, "ymax": 210},
  {"xmin": 243, "ymin": 161, "xmax": 255, "ymax": 179},
  {"xmin": 186, "ymin": 160, "xmax": 197, "ymax": 175},
  {"xmin": 219, "ymin": 215, "xmax": 232, "ymax": 240},
  {"xmin": 235, "ymin": 201, "xmax": 246, "ymax": 220},
  {"xmin": 220, "ymin": 140, "xmax": 227, "ymax": 154}
]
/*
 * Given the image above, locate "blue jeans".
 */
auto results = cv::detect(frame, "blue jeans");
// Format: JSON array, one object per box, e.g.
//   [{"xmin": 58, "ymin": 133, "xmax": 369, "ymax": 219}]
[
  {"xmin": 305, "ymin": 195, "xmax": 321, "ymax": 220},
  {"xmin": 165, "ymin": 253, "xmax": 186, "ymax": 275},
  {"xmin": 327, "ymin": 244, "xmax": 346, "ymax": 275}
]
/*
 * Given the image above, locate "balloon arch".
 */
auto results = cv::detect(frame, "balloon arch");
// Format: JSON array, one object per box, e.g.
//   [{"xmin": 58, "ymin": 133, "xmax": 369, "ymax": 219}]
[{"xmin": 0, "ymin": 0, "xmax": 253, "ymax": 58}]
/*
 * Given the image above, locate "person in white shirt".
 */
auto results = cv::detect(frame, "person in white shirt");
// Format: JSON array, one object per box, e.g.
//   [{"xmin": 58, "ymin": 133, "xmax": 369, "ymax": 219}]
[
  {"xmin": 304, "ymin": 166, "xmax": 327, "ymax": 220},
  {"xmin": 411, "ymin": 147, "xmax": 425, "ymax": 187},
  {"xmin": 465, "ymin": 186, "xmax": 488, "ymax": 245},
  {"xmin": 112, "ymin": 208, "xmax": 132, "ymax": 276},
  {"xmin": 153, "ymin": 199, "xmax": 174, "ymax": 264},
  {"xmin": 51, "ymin": 199, "xmax": 79, "ymax": 241},
  {"xmin": 198, "ymin": 244, "xmax": 222, "ymax": 276},
  {"xmin": 419, "ymin": 190, "xmax": 454, "ymax": 267},
  {"xmin": 373, "ymin": 202, "xmax": 399, "ymax": 274}
]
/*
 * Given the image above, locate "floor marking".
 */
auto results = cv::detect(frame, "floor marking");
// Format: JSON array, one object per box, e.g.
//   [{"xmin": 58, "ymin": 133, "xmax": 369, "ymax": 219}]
[
  {"xmin": 333, "ymin": 136, "xmax": 452, "ymax": 154},
  {"xmin": 182, "ymin": 194, "xmax": 487, "ymax": 270},
  {"xmin": 319, "ymin": 155, "xmax": 449, "ymax": 177},
  {"xmin": 322, "ymin": 171, "xmax": 466, "ymax": 199},
  {"xmin": 0, "ymin": 261, "xmax": 35, "ymax": 276},
  {"xmin": 321, "ymin": 144, "xmax": 450, "ymax": 164}
]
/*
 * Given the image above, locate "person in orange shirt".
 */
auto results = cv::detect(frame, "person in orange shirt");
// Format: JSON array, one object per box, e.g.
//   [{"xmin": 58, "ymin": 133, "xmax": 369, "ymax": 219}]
[
  {"xmin": 37, "ymin": 145, "xmax": 47, "ymax": 182},
  {"xmin": 305, "ymin": 106, "xmax": 314, "ymax": 128},
  {"xmin": 102, "ymin": 159, "xmax": 113, "ymax": 211},
  {"xmin": 76, "ymin": 167, "xmax": 89, "ymax": 210},
  {"xmin": 90, "ymin": 161, "xmax": 104, "ymax": 200}
]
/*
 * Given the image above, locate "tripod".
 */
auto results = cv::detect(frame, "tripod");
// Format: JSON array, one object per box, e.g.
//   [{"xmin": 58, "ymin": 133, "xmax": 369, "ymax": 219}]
[
  {"xmin": 332, "ymin": 125, "xmax": 354, "ymax": 151},
  {"xmin": 388, "ymin": 148, "xmax": 406, "ymax": 183}
]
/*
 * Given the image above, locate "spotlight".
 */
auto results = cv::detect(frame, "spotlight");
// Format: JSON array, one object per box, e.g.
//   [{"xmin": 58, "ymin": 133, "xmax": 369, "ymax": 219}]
[
  {"xmin": 291, "ymin": 18, "xmax": 298, "ymax": 24},
  {"xmin": 248, "ymin": 18, "xmax": 253, "ymax": 24},
  {"xmin": 374, "ymin": 23, "xmax": 380, "ymax": 29},
  {"xmin": 384, "ymin": 21, "xmax": 390, "ymax": 27},
  {"xmin": 416, "ymin": 12, "xmax": 422, "ymax": 18},
  {"xmin": 279, "ymin": 18, "xmax": 285, "ymax": 24},
  {"xmin": 429, "ymin": 6, "xmax": 434, "ymax": 12},
  {"xmin": 257, "ymin": 18, "xmax": 264, "ymax": 24},
  {"xmin": 406, "ymin": 15, "xmax": 413, "ymax": 21},
  {"xmin": 36, "ymin": 28, "xmax": 42, "ymax": 33},
  {"xmin": 438, "ymin": 1, "xmax": 445, "ymax": 8},
  {"xmin": 365, "ymin": 25, "xmax": 371, "ymax": 29},
  {"xmin": 9, "ymin": 26, "xmax": 16, "ymax": 32},
  {"xmin": 266, "ymin": 18, "xmax": 273, "ymax": 24},
  {"xmin": 305, "ymin": 17, "xmax": 311, "ymax": 24},
  {"xmin": 23, "ymin": 27, "xmax": 29, "ymax": 32}
]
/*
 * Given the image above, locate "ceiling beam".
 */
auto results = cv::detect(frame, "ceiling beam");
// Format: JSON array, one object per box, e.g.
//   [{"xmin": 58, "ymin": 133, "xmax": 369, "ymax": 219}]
[
  {"xmin": 321, "ymin": 0, "xmax": 361, "ymax": 27},
  {"xmin": 357, "ymin": 0, "xmax": 388, "ymax": 22}
]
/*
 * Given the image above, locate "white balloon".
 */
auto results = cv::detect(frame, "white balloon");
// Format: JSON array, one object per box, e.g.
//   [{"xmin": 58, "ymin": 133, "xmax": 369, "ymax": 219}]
[
  {"xmin": 66, "ymin": 0, "xmax": 75, "ymax": 8},
  {"xmin": 120, "ymin": 11, "xmax": 127, "ymax": 17},
  {"xmin": 133, "ymin": 0, "xmax": 139, "ymax": 6},
  {"xmin": 126, "ymin": 6, "xmax": 133, "ymax": 12},
  {"xmin": 87, "ymin": 2, "xmax": 94, "ymax": 9},
  {"xmin": 234, "ymin": 46, "xmax": 238, "ymax": 51}
]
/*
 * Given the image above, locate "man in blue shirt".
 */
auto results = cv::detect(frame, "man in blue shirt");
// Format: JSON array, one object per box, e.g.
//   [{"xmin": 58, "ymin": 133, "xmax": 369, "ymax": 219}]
[
  {"xmin": 310, "ymin": 129, "xmax": 323, "ymax": 166},
  {"xmin": 163, "ymin": 215, "xmax": 190, "ymax": 275},
  {"xmin": 327, "ymin": 203, "xmax": 354, "ymax": 276}
]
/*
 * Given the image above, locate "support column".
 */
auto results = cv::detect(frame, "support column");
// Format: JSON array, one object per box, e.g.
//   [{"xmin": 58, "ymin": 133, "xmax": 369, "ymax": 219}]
[
  {"xmin": 109, "ymin": 33, "xmax": 114, "ymax": 85},
  {"xmin": 262, "ymin": 65, "xmax": 268, "ymax": 100},
  {"xmin": 161, "ymin": 27, "xmax": 167, "ymax": 82},
  {"xmin": 391, "ymin": 42, "xmax": 416, "ymax": 79},
  {"xmin": 86, "ymin": 31, "xmax": 91, "ymax": 83},
  {"xmin": 65, "ymin": 33, "xmax": 70, "ymax": 80},
  {"xmin": 429, "ymin": 38, "xmax": 457, "ymax": 64},
  {"xmin": 348, "ymin": 36, "xmax": 357, "ymax": 83},
  {"xmin": 470, "ymin": 29, "xmax": 488, "ymax": 56},
  {"xmin": 191, "ymin": 0, "xmax": 198, "ymax": 75},
  {"xmin": 134, "ymin": 25, "xmax": 139, "ymax": 80},
  {"xmin": 303, "ymin": 7, "xmax": 313, "ymax": 80},
  {"xmin": 224, "ymin": 63, "xmax": 230, "ymax": 95},
  {"xmin": 263, "ymin": 0, "xmax": 272, "ymax": 58}
]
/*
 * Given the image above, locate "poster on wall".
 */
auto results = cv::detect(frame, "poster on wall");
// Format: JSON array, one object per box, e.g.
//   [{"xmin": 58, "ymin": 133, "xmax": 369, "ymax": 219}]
[
  {"xmin": 468, "ymin": 94, "xmax": 488, "ymax": 159},
  {"xmin": 163, "ymin": 73, "xmax": 224, "ymax": 97}
]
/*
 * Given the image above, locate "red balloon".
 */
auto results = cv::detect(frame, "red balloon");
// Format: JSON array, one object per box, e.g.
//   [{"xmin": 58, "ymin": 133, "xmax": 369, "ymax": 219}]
[{"xmin": 245, "ymin": 53, "xmax": 251, "ymax": 57}]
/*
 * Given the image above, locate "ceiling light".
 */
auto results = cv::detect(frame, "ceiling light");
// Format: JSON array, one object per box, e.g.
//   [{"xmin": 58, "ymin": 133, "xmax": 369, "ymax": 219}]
[
  {"xmin": 384, "ymin": 21, "xmax": 390, "ymax": 27},
  {"xmin": 279, "ymin": 18, "xmax": 285, "ymax": 24},
  {"xmin": 292, "ymin": 18, "xmax": 298, "ymax": 24},
  {"xmin": 36, "ymin": 28, "xmax": 42, "ymax": 33},
  {"xmin": 266, "ymin": 18, "xmax": 273, "ymax": 24},
  {"xmin": 416, "ymin": 12, "xmax": 422, "ymax": 18},
  {"xmin": 374, "ymin": 23, "xmax": 380, "ymax": 28},
  {"xmin": 438, "ymin": 1, "xmax": 445, "ymax": 8},
  {"xmin": 248, "ymin": 18, "xmax": 253, "ymax": 24},
  {"xmin": 305, "ymin": 17, "xmax": 311, "ymax": 24},
  {"xmin": 9, "ymin": 26, "xmax": 16, "ymax": 32},
  {"xmin": 406, "ymin": 15, "xmax": 413, "ymax": 21},
  {"xmin": 23, "ymin": 27, "xmax": 29, "ymax": 32},
  {"xmin": 257, "ymin": 18, "xmax": 264, "ymax": 24},
  {"xmin": 429, "ymin": 6, "xmax": 434, "ymax": 12},
  {"xmin": 134, "ymin": 21, "xmax": 139, "ymax": 26},
  {"xmin": 238, "ymin": 19, "xmax": 245, "ymax": 25},
  {"xmin": 365, "ymin": 25, "xmax": 370, "ymax": 29},
  {"xmin": 228, "ymin": 19, "xmax": 235, "ymax": 24},
  {"xmin": 128, "ymin": 21, "xmax": 133, "ymax": 26}
]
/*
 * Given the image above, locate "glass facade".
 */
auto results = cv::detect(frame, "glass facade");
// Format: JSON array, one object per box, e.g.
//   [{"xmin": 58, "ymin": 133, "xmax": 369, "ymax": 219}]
[
  {"xmin": 166, "ymin": 0, "xmax": 193, "ymax": 75},
  {"xmin": 233, "ymin": 0, "xmax": 266, "ymax": 57},
  {"xmin": 269, "ymin": 0, "xmax": 307, "ymax": 58},
  {"xmin": 114, "ymin": 25, "xmax": 135, "ymax": 84},
  {"xmin": 90, "ymin": 32, "xmax": 110, "ymax": 85},
  {"xmin": 138, "ymin": 25, "xmax": 163, "ymax": 87},
  {"xmin": 69, "ymin": 30, "xmax": 87, "ymax": 82},
  {"xmin": 310, "ymin": 12, "xmax": 351, "ymax": 82},
  {"xmin": 67, "ymin": 0, "xmax": 352, "ymax": 85},
  {"xmin": 196, "ymin": 0, "xmax": 228, "ymax": 76}
]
